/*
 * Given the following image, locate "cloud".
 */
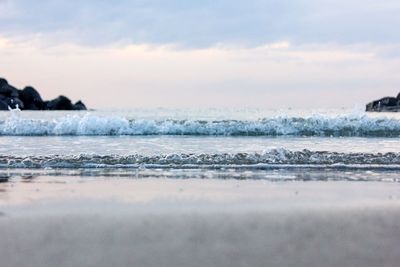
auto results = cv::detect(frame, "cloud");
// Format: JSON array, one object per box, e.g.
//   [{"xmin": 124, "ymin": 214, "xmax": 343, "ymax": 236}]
[
  {"xmin": 1, "ymin": 1, "xmax": 399, "ymax": 109},
  {"xmin": 1, "ymin": 36, "xmax": 399, "ymax": 108},
  {"xmin": 0, "ymin": 0, "xmax": 18, "ymax": 18},
  {"xmin": 0, "ymin": 0, "xmax": 399, "ymax": 47}
]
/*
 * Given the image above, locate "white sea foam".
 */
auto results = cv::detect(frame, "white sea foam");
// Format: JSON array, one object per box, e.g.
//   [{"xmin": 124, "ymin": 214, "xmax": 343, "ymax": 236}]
[
  {"xmin": 1, "ymin": 149, "xmax": 400, "ymax": 169},
  {"xmin": 1, "ymin": 111, "xmax": 400, "ymax": 137}
]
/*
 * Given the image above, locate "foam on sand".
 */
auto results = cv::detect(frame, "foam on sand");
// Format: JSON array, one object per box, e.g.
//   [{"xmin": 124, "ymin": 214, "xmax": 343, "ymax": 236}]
[{"xmin": 2, "ymin": 149, "xmax": 400, "ymax": 173}]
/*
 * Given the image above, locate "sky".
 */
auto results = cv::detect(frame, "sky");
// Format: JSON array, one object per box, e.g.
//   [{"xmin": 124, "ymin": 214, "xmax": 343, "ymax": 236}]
[{"xmin": 1, "ymin": 0, "xmax": 400, "ymax": 108}]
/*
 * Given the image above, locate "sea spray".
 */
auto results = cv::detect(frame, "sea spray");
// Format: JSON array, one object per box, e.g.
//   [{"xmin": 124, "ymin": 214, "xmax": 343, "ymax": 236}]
[{"xmin": 1, "ymin": 112, "xmax": 400, "ymax": 137}]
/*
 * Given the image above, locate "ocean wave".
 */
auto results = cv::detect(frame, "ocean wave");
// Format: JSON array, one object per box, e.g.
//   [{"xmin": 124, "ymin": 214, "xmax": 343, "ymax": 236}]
[
  {"xmin": 1, "ymin": 112, "xmax": 400, "ymax": 137},
  {"xmin": 2, "ymin": 149, "xmax": 400, "ymax": 169}
]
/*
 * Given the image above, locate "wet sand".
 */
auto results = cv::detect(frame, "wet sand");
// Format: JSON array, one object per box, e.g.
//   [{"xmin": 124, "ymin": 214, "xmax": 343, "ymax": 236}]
[{"xmin": 0, "ymin": 177, "xmax": 400, "ymax": 267}]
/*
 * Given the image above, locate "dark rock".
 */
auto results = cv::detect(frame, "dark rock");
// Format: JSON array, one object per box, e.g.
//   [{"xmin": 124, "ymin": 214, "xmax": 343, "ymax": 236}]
[
  {"xmin": 24, "ymin": 103, "xmax": 40, "ymax": 110},
  {"xmin": 19, "ymin": 86, "xmax": 44, "ymax": 110},
  {"xmin": 73, "ymin": 100, "xmax": 87, "ymax": 110},
  {"xmin": 0, "ymin": 99, "xmax": 8, "ymax": 110},
  {"xmin": 0, "ymin": 78, "xmax": 88, "ymax": 111},
  {"xmin": 46, "ymin": 95, "xmax": 74, "ymax": 110},
  {"xmin": 0, "ymin": 78, "xmax": 8, "ymax": 87},
  {"xmin": 366, "ymin": 94, "xmax": 400, "ymax": 112},
  {"xmin": 0, "ymin": 79, "xmax": 19, "ymax": 98},
  {"xmin": 0, "ymin": 85, "xmax": 16, "ymax": 97},
  {"xmin": 379, "ymin": 97, "xmax": 397, "ymax": 106},
  {"xmin": 10, "ymin": 86, "xmax": 19, "ymax": 98},
  {"xmin": 5, "ymin": 97, "xmax": 24, "ymax": 109}
]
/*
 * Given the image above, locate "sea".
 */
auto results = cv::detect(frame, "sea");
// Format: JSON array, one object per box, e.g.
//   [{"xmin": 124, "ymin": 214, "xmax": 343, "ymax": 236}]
[{"xmin": 1, "ymin": 107, "xmax": 400, "ymax": 183}]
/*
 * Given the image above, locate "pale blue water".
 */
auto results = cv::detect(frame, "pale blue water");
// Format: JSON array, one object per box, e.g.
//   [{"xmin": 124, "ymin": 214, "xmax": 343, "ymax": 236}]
[{"xmin": 1, "ymin": 108, "xmax": 400, "ymax": 181}]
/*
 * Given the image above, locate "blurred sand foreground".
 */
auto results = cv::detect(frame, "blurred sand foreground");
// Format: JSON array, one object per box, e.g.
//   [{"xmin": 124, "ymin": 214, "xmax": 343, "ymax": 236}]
[{"xmin": 0, "ymin": 177, "xmax": 399, "ymax": 267}]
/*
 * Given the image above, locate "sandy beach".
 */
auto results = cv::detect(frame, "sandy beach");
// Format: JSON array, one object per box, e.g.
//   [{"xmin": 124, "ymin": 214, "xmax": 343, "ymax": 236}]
[
  {"xmin": 1, "ymin": 176, "xmax": 399, "ymax": 267},
  {"xmin": 2, "ymin": 0, "xmax": 400, "ymax": 266}
]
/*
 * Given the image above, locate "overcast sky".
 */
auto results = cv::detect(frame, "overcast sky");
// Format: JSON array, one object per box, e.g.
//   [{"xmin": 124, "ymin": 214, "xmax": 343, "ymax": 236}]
[{"xmin": 1, "ymin": 0, "xmax": 400, "ymax": 108}]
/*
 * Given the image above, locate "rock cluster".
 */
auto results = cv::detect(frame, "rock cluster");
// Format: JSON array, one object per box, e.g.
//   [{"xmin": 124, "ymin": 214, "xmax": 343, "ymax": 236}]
[
  {"xmin": 366, "ymin": 93, "xmax": 400, "ymax": 112},
  {"xmin": 0, "ymin": 78, "xmax": 87, "ymax": 111}
]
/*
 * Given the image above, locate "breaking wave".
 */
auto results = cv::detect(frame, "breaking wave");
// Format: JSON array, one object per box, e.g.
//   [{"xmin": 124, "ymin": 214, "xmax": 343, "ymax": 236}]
[
  {"xmin": 2, "ymin": 149, "xmax": 400, "ymax": 169},
  {"xmin": 1, "ymin": 112, "xmax": 400, "ymax": 137}
]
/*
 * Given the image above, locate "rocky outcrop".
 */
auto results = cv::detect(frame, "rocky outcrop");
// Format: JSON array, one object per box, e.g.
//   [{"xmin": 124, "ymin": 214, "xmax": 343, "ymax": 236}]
[
  {"xmin": 0, "ymin": 78, "xmax": 87, "ymax": 111},
  {"xmin": 366, "ymin": 93, "xmax": 400, "ymax": 112},
  {"xmin": 19, "ymin": 86, "xmax": 44, "ymax": 110}
]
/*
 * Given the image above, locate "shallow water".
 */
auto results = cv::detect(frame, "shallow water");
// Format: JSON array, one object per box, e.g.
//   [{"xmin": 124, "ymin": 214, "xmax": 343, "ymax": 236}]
[
  {"xmin": 2, "ymin": 136, "xmax": 400, "ymax": 156},
  {"xmin": 1, "ymin": 108, "xmax": 399, "ymax": 181}
]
